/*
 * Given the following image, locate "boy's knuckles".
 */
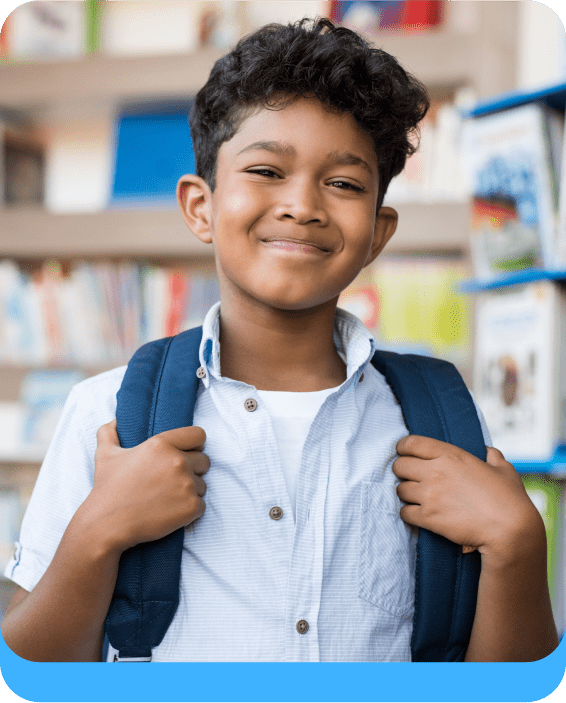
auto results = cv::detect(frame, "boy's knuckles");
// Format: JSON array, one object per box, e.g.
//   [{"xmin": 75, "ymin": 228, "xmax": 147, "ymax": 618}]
[
  {"xmin": 96, "ymin": 423, "xmax": 111, "ymax": 444},
  {"xmin": 194, "ymin": 476, "xmax": 207, "ymax": 496},
  {"xmin": 190, "ymin": 426, "xmax": 207, "ymax": 446},
  {"xmin": 486, "ymin": 446, "xmax": 510, "ymax": 467},
  {"xmin": 146, "ymin": 434, "xmax": 169, "ymax": 453},
  {"xmin": 428, "ymin": 463, "xmax": 448, "ymax": 483},
  {"xmin": 400, "ymin": 434, "xmax": 418, "ymax": 453},
  {"xmin": 190, "ymin": 451, "xmax": 210, "ymax": 473},
  {"xmin": 187, "ymin": 493, "xmax": 204, "ymax": 518},
  {"xmin": 170, "ymin": 454, "xmax": 188, "ymax": 472}
]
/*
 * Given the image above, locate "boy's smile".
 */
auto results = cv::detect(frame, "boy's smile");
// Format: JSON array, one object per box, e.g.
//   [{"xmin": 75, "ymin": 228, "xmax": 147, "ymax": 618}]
[{"xmin": 178, "ymin": 96, "xmax": 398, "ymax": 314}]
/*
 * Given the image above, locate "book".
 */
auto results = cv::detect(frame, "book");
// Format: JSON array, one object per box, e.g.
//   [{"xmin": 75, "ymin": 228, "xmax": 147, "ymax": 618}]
[
  {"xmin": 197, "ymin": 1, "xmax": 240, "ymax": 50},
  {"xmin": 339, "ymin": 255, "xmax": 471, "ymax": 367},
  {"xmin": 385, "ymin": 99, "xmax": 471, "ymax": 204},
  {"xmin": 462, "ymin": 103, "xmax": 559, "ymax": 279},
  {"xmin": 557, "ymin": 115, "xmax": 566, "ymax": 263},
  {"xmin": 3, "ymin": 135, "xmax": 44, "ymax": 206},
  {"xmin": 165, "ymin": 269, "xmax": 190, "ymax": 337},
  {"xmin": 19, "ymin": 368, "xmax": 86, "ymax": 452},
  {"xmin": 1, "ymin": 124, "xmax": 45, "ymax": 208},
  {"xmin": 473, "ymin": 280, "xmax": 566, "ymax": 462},
  {"xmin": 329, "ymin": 2, "xmax": 443, "ymax": 32},
  {"xmin": 6, "ymin": 0, "xmax": 86, "ymax": 60},
  {"xmin": 111, "ymin": 109, "xmax": 196, "ymax": 205},
  {"xmin": 0, "ymin": 259, "xmax": 47, "ymax": 365},
  {"xmin": 0, "ymin": 402, "xmax": 26, "ymax": 458},
  {"xmin": 0, "ymin": 259, "xmax": 220, "ymax": 365},
  {"xmin": 101, "ymin": 0, "xmax": 199, "ymax": 56}
]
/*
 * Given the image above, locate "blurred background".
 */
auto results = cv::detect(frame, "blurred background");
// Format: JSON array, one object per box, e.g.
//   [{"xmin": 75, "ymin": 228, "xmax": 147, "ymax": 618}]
[{"xmin": 0, "ymin": 0, "xmax": 565, "ymax": 637}]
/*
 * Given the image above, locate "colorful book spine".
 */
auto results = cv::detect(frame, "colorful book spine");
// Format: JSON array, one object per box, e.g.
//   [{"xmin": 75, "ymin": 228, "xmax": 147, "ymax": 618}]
[{"xmin": 0, "ymin": 260, "xmax": 220, "ymax": 366}]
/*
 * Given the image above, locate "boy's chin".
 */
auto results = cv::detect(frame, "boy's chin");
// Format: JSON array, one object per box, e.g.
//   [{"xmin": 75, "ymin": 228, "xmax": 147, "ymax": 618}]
[
  {"xmin": 255, "ymin": 293, "xmax": 340, "ymax": 314},
  {"xmin": 217, "ymin": 273, "xmax": 341, "ymax": 314}
]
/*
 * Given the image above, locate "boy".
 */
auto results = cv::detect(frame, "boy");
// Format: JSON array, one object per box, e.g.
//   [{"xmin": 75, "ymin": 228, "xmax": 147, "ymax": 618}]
[{"xmin": 1, "ymin": 18, "xmax": 559, "ymax": 662}]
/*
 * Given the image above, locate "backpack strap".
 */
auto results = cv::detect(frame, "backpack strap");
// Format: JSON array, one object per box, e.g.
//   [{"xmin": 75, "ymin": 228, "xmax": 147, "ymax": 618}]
[
  {"xmin": 106, "ymin": 331, "xmax": 485, "ymax": 662},
  {"xmin": 371, "ymin": 350, "xmax": 486, "ymax": 662},
  {"xmin": 104, "ymin": 326, "xmax": 203, "ymax": 661}
]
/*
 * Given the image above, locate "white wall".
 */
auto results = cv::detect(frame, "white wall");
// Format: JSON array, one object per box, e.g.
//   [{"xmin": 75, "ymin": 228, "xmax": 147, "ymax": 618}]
[{"xmin": 517, "ymin": 0, "xmax": 566, "ymax": 90}]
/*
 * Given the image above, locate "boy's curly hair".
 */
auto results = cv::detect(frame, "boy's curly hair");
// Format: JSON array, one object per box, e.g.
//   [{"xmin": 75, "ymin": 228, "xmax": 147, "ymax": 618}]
[{"xmin": 190, "ymin": 17, "xmax": 429, "ymax": 210}]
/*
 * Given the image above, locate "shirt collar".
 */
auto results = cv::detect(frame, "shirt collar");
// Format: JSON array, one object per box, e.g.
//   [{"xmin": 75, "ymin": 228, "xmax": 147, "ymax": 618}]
[{"xmin": 198, "ymin": 301, "xmax": 376, "ymax": 389}]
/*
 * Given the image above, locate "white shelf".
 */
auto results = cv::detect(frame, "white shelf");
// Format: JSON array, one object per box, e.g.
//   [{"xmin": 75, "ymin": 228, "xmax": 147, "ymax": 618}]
[
  {"xmin": 0, "ymin": 13, "xmax": 519, "ymax": 121},
  {"xmin": 0, "ymin": 201, "xmax": 471, "ymax": 258},
  {"xmin": 0, "ymin": 450, "xmax": 44, "ymax": 465},
  {"xmin": 0, "ymin": 48, "xmax": 225, "ymax": 119}
]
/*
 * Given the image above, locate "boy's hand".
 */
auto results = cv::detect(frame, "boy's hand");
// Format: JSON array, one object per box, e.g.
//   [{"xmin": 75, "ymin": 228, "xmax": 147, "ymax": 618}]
[
  {"xmin": 393, "ymin": 436, "xmax": 542, "ymax": 564},
  {"xmin": 87, "ymin": 419, "xmax": 210, "ymax": 552}
]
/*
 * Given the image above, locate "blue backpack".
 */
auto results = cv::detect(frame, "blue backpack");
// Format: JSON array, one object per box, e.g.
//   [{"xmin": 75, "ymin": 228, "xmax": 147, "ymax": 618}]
[{"xmin": 104, "ymin": 326, "xmax": 485, "ymax": 662}]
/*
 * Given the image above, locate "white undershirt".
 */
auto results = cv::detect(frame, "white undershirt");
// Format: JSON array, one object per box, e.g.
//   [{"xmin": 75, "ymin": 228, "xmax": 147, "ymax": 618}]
[{"xmin": 257, "ymin": 386, "xmax": 341, "ymax": 521}]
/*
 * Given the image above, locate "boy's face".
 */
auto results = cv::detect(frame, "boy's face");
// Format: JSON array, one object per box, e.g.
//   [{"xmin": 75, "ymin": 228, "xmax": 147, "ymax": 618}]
[{"xmin": 178, "ymin": 96, "xmax": 397, "ymax": 312}]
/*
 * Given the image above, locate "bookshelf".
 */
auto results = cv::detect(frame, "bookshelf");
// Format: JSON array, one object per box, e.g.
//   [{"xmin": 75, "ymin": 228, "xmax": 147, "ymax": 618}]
[
  {"xmin": 0, "ymin": 0, "xmax": 530, "ymax": 606},
  {"xmin": 460, "ymin": 80, "xmax": 566, "ymax": 635},
  {"xmin": 0, "ymin": 2, "xmax": 521, "ymax": 110}
]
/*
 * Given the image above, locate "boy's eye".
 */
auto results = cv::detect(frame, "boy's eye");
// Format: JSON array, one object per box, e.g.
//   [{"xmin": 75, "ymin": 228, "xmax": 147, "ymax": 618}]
[
  {"xmin": 330, "ymin": 180, "xmax": 365, "ymax": 193},
  {"xmin": 245, "ymin": 170, "xmax": 365, "ymax": 193},
  {"xmin": 246, "ymin": 168, "xmax": 280, "ymax": 178}
]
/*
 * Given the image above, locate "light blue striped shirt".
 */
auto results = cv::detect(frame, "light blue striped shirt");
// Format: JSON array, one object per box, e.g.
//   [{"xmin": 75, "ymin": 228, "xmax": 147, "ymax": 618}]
[{"xmin": 5, "ymin": 303, "xmax": 491, "ymax": 661}]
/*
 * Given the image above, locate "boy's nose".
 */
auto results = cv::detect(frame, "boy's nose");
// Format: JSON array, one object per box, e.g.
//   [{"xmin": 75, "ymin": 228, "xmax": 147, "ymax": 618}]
[{"xmin": 273, "ymin": 182, "xmax": 329, "ymax": 226}]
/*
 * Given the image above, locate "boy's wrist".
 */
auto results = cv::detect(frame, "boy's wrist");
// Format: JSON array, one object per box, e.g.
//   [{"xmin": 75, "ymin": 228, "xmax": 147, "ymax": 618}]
[
  {"xmin": 71, "ymin": 497, "xmax": 128, "ymax": 558},
  {"xmin": 479, "ymin": 504, "xmax": 546, "ymax": 571}
]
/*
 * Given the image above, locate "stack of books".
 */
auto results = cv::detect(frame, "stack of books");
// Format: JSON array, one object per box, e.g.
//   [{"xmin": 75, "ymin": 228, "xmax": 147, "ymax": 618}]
[{"xmin": 462, "ymin": 102, "xmax": 565, "ymax": 279}]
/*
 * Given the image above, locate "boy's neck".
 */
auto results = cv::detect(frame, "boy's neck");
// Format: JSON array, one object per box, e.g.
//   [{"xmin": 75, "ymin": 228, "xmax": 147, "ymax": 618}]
[{"xmin": 217, "ymin": 296, "xmax": 347, "ymax": 392}]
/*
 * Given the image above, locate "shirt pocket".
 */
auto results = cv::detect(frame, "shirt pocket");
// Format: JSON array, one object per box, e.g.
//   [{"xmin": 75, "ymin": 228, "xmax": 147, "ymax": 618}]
[{"xmin": 358, "ymin": 481, "xmax": 416, "ymax": 618}]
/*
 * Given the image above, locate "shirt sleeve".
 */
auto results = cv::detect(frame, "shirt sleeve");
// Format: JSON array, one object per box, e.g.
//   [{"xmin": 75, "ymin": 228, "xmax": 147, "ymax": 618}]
[
  {"xmin": 3, "ymin": 367, "xmax": 125, "ymax": 592},
  {"xmin": 469, "ymin": 392, "xmax": 493, "ymax": 449}
]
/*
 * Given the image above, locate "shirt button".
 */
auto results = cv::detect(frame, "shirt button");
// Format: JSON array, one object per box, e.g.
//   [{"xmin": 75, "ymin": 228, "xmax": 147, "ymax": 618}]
[
  {"xmin": 196, "ymin": 366, "xmax": 206, "ymax": 378},
  {"xmin": 244, "ymin": 398, "xmax": 257, "ymax": 412},
  {"xmin": 296, "ymin": 619, "xmax": 309, "ymax": 635},
  {"xmin": 269, "ymin": 506, "xmax": 283, "ymax": 520},
  {"xmin": 359, "ymin": 373, "xmax": 364, "ymax": 383}
]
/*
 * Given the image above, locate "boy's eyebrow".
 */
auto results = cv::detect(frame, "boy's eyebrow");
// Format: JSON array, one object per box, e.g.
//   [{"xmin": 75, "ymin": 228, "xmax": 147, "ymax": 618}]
[
  {"xmin": 237, "ymin": 141, "xmax": 374, "ymax": 175},
  {"xmin": 237, "ymin": 140, "xmax": 296, "ymax": 157},
  {"xmin": 327, "ymin": 150, "xmax": 375, "ymax": 175}
]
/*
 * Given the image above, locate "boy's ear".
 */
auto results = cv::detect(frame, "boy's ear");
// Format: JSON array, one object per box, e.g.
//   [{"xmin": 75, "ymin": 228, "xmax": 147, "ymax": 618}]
[
  {"xmin": 176, "ymin": 174, "xmax": 213, "ymax": 244},
  {"xmin": 365, "ymin": 206, "xmax": 398, "ymax": 266}
]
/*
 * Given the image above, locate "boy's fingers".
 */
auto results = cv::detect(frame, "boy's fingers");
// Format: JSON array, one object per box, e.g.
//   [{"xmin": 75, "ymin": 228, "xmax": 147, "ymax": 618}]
[
  {"xmin": 396, "ymin": 479, "xmax": 421, "ymax": 505},
  {"xmin": 96, "ymin": 419, "xmax": 120, "ymax": 447},
  {"xmin": 399, "ymin": 503, "xmax": 423, "ymax": 528},
  {"xmin": 96, "ymin": 422, "xmax": 207, "ymax": 453},
  {"xmin": 193, "ymin": 475, "xmax": 207, "ymax": 497},
  {"xmin": 191, "ymin": 450, "xmax": 211, "ymax": 476},
  {"xmin": 485, "ymin": 446, "xmax": 509, "ymax": 467},
  {"xmin": 392, "ymin": 456, "xmax": 424, "ymax": 482},
  {"xmin": 396, "ymin": 434, "xmax": 450, "ymax": 460},
  {"xmin": 154, "ymin": 425, "xmax": 207, "ymax": 452}
]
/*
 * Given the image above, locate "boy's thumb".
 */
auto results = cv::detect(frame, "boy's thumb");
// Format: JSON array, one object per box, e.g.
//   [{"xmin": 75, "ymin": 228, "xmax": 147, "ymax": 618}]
[{"xmin": 96, "ymin": 418, "xmax": 121, "ymax": 447}]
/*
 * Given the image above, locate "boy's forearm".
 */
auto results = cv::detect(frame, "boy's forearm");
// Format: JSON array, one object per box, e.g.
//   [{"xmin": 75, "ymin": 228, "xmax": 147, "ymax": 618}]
[
  {"xmin": 1, "ymin": 502, "xmax": 124, "ymax": 662},
  {"xmin": 464, "ymin": 516, "xmax": 559, "ymax": 662}
]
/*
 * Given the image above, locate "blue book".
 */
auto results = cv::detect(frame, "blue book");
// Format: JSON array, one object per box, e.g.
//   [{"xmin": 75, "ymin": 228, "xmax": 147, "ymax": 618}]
[{"xmin": 111, "ymin": 106, "xmax": 196, "ymax": 204}]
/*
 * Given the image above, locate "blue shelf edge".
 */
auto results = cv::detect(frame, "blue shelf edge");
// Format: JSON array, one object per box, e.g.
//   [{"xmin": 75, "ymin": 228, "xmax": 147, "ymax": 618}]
[
  {"xmin": 464, "ymin": 81, "xmax": 566, "ymax": 118},
  {"xmin": 459, "ymin": 268, "xmax": 566, "ymax": 293},
  {"xmin": 512, "ymin": 446, "xmax": 566, "ymax": 474}
]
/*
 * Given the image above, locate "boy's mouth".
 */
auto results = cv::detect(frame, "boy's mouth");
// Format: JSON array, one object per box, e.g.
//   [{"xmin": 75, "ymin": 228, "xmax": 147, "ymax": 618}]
[{"xmin": 260, "ymin": 237, "xmax": 331, "ymax": 254}]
